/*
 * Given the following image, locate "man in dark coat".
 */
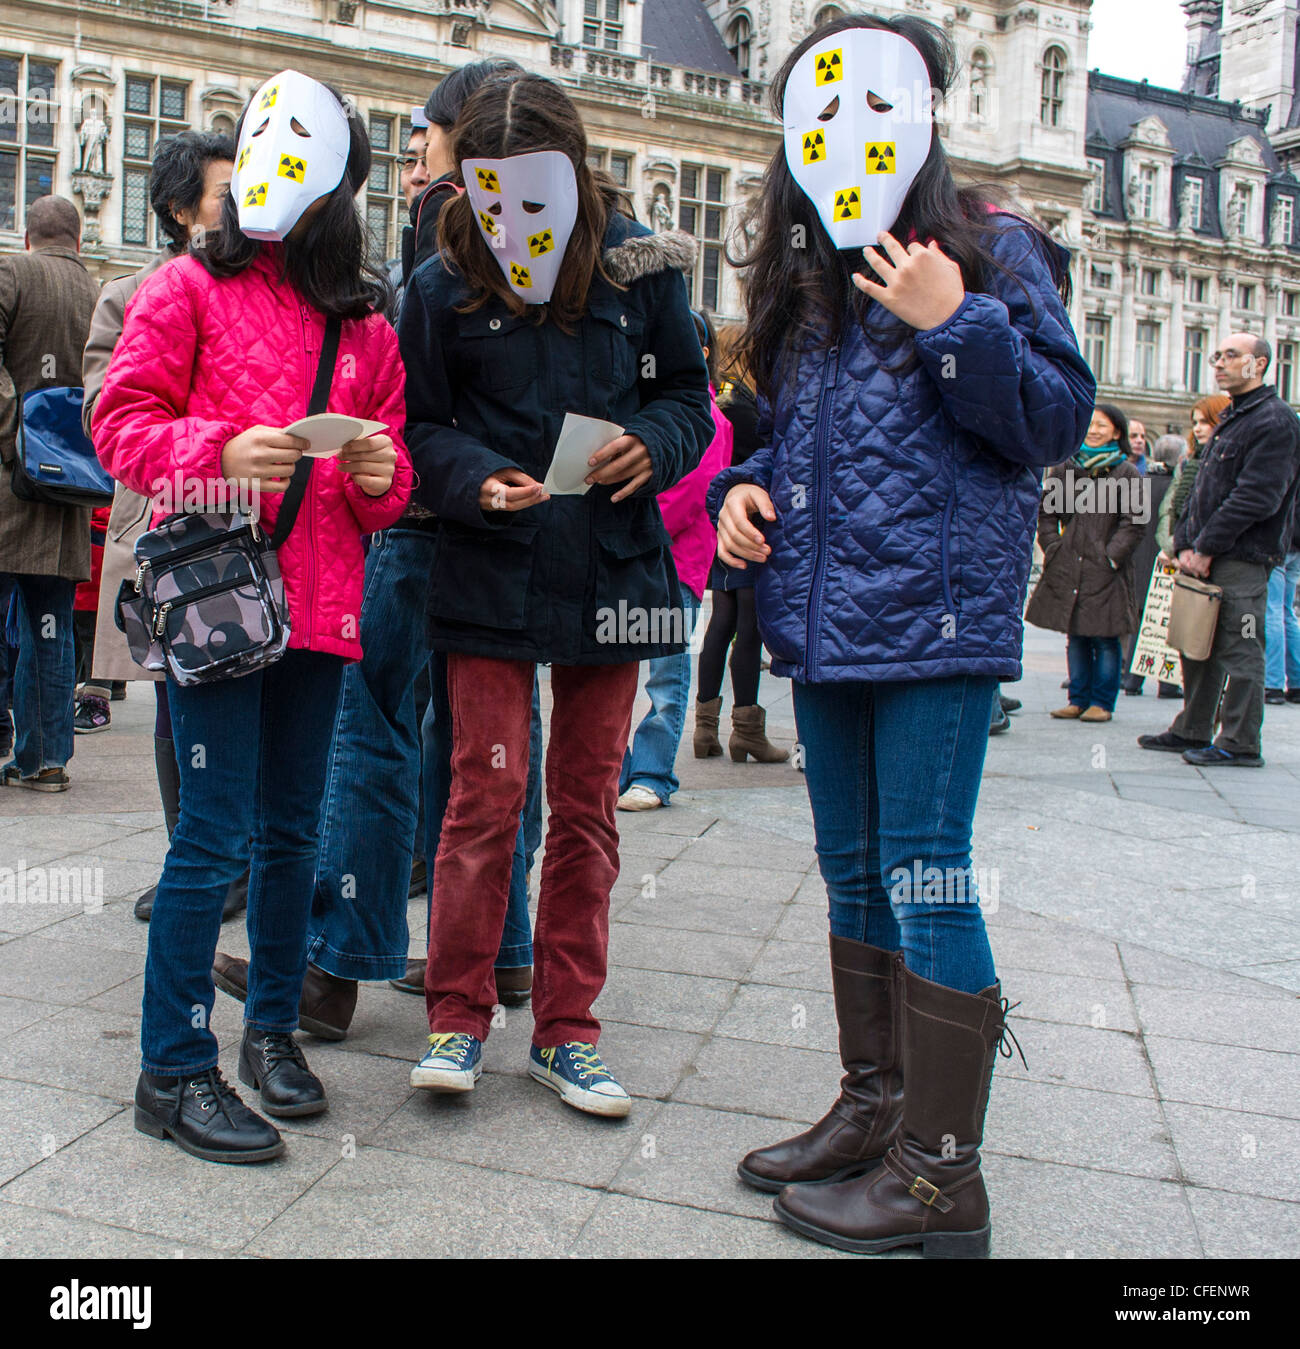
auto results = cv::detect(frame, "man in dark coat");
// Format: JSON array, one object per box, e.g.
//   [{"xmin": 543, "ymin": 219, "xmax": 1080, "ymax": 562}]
[
  {"xmin": 0, "ymin": 196, "xmax": 99, "ymax": 789},
  {"xmin": 1139, "ymin": 333, "xmax": 1300, "ymax": 766}
]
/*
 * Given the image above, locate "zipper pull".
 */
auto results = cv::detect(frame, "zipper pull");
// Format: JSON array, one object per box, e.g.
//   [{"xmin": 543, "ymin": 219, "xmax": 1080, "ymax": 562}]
[
  {"xmin": 134, "ymin": 559, "xmax": 151, "ymax": 593},
  {"xmin": 152, "ymin": 600, "xmax": 172, "ymax": 638}
]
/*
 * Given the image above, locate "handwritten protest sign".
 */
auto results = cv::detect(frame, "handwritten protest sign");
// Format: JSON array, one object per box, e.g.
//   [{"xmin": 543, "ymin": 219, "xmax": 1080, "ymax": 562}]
[{"xmin": 1130, "ymin": 563, "xmax": 1183, "ymax": 683}]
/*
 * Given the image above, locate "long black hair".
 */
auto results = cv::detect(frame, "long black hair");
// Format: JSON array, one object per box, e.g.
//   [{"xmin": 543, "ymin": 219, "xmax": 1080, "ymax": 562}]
[
  {"xmin": 735, "ymin": 11, "xmax": 1071, "ymax": 401},
  {"xmin": 193, "ymin": 83, "xmax": 387, "ymax": 319}
]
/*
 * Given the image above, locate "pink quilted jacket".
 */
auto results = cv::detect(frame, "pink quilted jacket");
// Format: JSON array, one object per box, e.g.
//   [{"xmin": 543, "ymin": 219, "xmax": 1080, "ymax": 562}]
[
  {"xmin": 93, "ymin": 250, "xmax": 412, "ymax": 662},
  {"xmin": 656, "ymin": 388, "xmax": 733, "ymax": 600}
]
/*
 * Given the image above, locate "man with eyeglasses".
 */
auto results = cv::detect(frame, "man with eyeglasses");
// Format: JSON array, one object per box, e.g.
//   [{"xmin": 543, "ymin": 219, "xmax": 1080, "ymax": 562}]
[
  {"xmin": 383, "ymin": 109, "xmax": 432, "ymax": 317},
  {"xmin": 1138, "ymin": 333, "xmax": 1300, "ymax": 767}
]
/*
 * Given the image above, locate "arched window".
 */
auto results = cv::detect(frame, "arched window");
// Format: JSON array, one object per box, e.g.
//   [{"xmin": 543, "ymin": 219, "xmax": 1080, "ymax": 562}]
[
  {"xmin": 728, "ymin": 15, "xmax": 752, "ymax": 79},
  {"xmin": 969, "ymin": 47, "xmax": 991, "ymax": 122},
  {"xmin": 211, "ymin": 113, "xmax": 236, "ymax": 140},
  {"xmin": 813, "ymin": 5, "xmax": 844, "ymax": 28},
  {"xmin": 1040, "ymin": 46, "xmax": 1067, "ymax": 127}
]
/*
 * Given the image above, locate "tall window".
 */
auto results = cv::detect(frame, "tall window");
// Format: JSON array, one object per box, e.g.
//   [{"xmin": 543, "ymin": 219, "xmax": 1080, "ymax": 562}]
[
  {"xmin": 1084, "ymin": 315, "xmax": 1110, "ymax": 383},
  {"xmin": 365, "ymin": 111, "xmax": 410, "ymax": 263},
  {"xmin": 1135, "ymin": 321, "xmax": 1160, "ymax": 387},
  {"xmin": 969, "ymin": 49, "xmax": 991, "ymax": 122},
  {"xmin": 1182, "ymin": 176, "xmax": 1203, "ymax": 229},
  {"xmin": 1140, "ymin": 267, "xmax": 1160, "ymax": 297},
  {"xmin": 679, "ymin": 163, "xmax": 727, "ymax": 311},
  {"xmin": 1276, "ymin": 195, "xmax": 1295, "ymax": 245},
  {"xmin": 122, "ymin": 75, "xmax": 190, "ymax": 246},
  {"xmin": 1086, "ymin": 157, "xmax": 1106, "ymax": 212},
  {"xmin": 1188, "ymin": 274, "xmax": 1210, "ymax": 304},
  {"xmin": 1237, "ymin": 282, "xmax": 1255, "ymax": 310},
  {"xmin": 1183, "ymin": 328, "xmax": 1207, "ymax": 393},
  {"xmin": 1284, "ymin": 290, "xmax": 1300, "ymax": 317},
  {"xmin": 1279, "ymin": 341, "xmax": 1296, "ymax": 403},
  {"xmin": 1089, "ymin": 263, "xmax": 1113, "ymax": 290},
  {"xmin": 0, "ymin": 55, "xmax": 57, "ymax": 233},
  {"xmin": 587, "ymin": 147, "xmax": 632, "ymax": 187},
  {"xmin": 728, "ymin": 16, "xmax": 752, "ymax": 78},
  {"xmin": 1138, "ymin": 165, "xmax": 1158, "ymax": 221},
  {"xmin": 583, "ymin": 0, "xmax": 623, "ymax": 51},
  {"xmin": 1040, "ymin": 46, "xmax": 1067, "ymax": 127}
]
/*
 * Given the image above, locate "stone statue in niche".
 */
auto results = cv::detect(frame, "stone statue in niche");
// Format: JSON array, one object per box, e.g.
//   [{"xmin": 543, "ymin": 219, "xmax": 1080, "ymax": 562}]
[
  {"xmin": 1226, "ymin": 185, "xmax": 1247, "ymax": 238},
  {"xmin": 77, "ymin": 105, "xmax": 110, "ymax": 176},
  {"xmin": 652, "ymin": 187, "xmax": 674, "ymax": 234}
]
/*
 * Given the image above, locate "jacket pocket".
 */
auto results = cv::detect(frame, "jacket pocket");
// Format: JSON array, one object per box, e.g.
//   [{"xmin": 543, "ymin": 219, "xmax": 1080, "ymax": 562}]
[
  {"xmin": 591, "ymin": 517, "xmax": 681, "ymax": 645},
  {"xmin": 585, "ymin": 294, "xmax": 645, "ymax": 392},
  {"xmin": 454, "ymin": 310, "xmax": 539, "ymax": 394},
  {"xmin": 939, "ymin": 493, "xmax": 957, "ymax": 615},
  {"xmin": 429, "ymin": 520, "xmax": 539, "ymax": 631}
]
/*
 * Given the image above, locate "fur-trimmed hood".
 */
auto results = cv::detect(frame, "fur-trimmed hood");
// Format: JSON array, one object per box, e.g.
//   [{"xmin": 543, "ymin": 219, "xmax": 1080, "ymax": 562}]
[{"xmin": 602, "ymin": 227, "xmax": 697, "ymax": 285}]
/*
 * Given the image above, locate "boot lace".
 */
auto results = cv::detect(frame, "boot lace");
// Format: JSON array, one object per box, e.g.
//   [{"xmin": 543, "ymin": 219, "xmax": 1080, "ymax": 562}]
[
  {"xmin": 995, "ymin": 998, "xmax": 1028, "ymax": 1069},
  {"xmin": 259, "ymin": 1032, "xmax": 308, "ymax": 1069},
  {"xmin": 187, "ymin": 1068, "xmax": 243, "ymax": 1128}
]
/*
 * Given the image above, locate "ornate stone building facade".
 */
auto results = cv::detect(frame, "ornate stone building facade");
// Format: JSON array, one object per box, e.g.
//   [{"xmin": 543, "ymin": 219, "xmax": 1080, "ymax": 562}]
[{"xmin": 1, "ymin": 0, "xmax": 1296, "ymax": 428}]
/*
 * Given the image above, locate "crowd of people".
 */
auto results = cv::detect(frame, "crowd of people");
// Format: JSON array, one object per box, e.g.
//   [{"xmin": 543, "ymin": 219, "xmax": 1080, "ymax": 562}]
[{"xmin": 0, "ymin": 8, "xmax": 1297, "ymax": 1260}]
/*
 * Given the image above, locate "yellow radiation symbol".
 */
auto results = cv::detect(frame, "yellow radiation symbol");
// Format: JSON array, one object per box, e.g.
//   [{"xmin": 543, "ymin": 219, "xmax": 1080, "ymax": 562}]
[
  {"xmin": 478, "ymin": 210, "xmax": 497, "ymax": 235},
  {"xmin": 510, "ymin": 262, "xmax": 532, "ymax": 288},
  {"xmin": 243, "ymin": 182, "xmax": 268, "ymax": 207},
  {"xmin": 475, "ymin": 167, "xmax": 501, "ymax": 193},
  {"xmin": 528, "ymin": 229, "xmax": 554, "ymax": 258},
  {"xmin": 237, "ymin": 146, "xmax": 252, "ymax": 172},
  {"xmin": 801, "ymin": 130, "xmax": 826, "ymax": 165},
  {"xmin": 866, "ymin": 142, "xmax": 897, "ymax": 174},
  {"xmin": 815, "ymin": 49, "xmax": 843, "ymax": 86},
  {"xmin": 258, "ymin": 85, "xmax": 278, "ymax": 111},
  {"xmin": 833, "ymin": 187, "xmax": 861, "ymax": 221},
  {"xmin": 278, "ymin": 154, "xmax": 307, "ymax": 182}
]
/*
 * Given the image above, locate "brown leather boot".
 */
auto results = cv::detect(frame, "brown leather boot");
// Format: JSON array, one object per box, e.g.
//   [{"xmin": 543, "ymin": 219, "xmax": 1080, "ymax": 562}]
[
  {"xmin": 738, "ymin": 938, "xmax": 902, "ymax": 1192},
  {"xmin": 729, "ymin": 704, "xmax": 790, "ymax": 763},
  {"xmin": 773, "ymin": 963, "xmax": 1018, "ymax": 1258},
  {"xmin": 216, "ymin": 955, "xmax": 358, "ymax": 1041},
  {"xmin": 693, "ymin": 696, "xmax": 723, "ymax": 758}
]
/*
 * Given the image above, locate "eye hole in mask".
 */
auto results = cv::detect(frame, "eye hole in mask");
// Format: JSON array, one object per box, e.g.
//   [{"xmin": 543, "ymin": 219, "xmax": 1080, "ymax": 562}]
[
  {"xmin": 487, "ymin": 201, "xmax": 503, "ymax": 215},
  {"xmin": 290, "ymin": 117, "xmax": 312, "ymax": 138},
  {"xmin": 866, "ymin": 90, "xmax": 894, "ymax": 112},
  {"xmin": 521, "ymin": 200, "xmax": 546, "ymax": 215},
  {"xmin": 817, "ymin": 96, "xmax": 839, "ymax": 123},
  {"xmin": 250, "ymin": 117, "xmax": 271, "ymax": 138}
]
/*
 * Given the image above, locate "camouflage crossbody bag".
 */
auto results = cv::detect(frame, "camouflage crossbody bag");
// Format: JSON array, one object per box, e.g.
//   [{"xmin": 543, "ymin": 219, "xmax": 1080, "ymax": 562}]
[{"xmin": 114, "ymin": 316, "xmax": 341, "ymax": 686}]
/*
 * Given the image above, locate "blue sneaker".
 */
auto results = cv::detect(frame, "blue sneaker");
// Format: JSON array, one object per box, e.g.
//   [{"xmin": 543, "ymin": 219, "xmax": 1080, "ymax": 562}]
[
  {"xmin": 529, "ymin": 1042, "xmax": 630, "ymax": 1118},
  {"xmin": 410, "ymin": 1033, "xmax": 482, "ymax": 1092}
]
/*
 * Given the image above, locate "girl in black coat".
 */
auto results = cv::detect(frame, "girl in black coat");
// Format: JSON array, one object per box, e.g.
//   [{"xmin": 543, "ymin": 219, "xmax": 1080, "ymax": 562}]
[{"xmin": 398, "ymin": 74, "xmax": 712, "ymax": 1115}]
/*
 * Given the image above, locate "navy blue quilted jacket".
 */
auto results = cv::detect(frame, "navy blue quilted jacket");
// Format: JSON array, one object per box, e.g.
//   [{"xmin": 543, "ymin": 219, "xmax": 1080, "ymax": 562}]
[{"xmin": 706, "ymin": 216, "xmax": 1095, "ymax": 685}]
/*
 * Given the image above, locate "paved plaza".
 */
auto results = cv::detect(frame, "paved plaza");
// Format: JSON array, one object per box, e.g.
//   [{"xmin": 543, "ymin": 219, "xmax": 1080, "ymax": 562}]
[{"xmin": 0, "ymin": 621, "xmax": 1297, "ymax": 1259}]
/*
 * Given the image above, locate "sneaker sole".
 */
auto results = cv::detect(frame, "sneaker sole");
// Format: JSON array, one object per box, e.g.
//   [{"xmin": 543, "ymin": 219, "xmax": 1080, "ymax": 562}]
[
  {"xmin": 74, "ymin": 723, "xmax": 111, "ymax": 735},
  {"xmin": 528, "ymin": 1063, "xmax": 631, "ymax": 1118},
  {"xmin": 133, "ymin": 1105, "xmax": 285, "ymax": 1164},
  {"xmin": 410, "ymin": 1062, "xmax": 482, "ymax": 1091},
  {"xmin": 1137, "ymin": 741, "xmax": 1206, "ymax": 753}
]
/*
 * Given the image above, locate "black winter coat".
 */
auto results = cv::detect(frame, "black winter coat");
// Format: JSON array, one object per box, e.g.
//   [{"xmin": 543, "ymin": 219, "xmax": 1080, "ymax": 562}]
[
  {"xmin": 398, "ymin": 214, "xmax": 713, "ymax": 664},
  {"xmin": 1174, "ymin": 384, "xmax": 1300, "ymax": 567}
]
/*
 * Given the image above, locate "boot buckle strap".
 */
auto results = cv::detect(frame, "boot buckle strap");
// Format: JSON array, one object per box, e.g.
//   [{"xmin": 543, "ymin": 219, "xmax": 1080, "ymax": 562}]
[{"xmin": 883, "ymin": 1150, "xmax": 955, "ymax": 1214}]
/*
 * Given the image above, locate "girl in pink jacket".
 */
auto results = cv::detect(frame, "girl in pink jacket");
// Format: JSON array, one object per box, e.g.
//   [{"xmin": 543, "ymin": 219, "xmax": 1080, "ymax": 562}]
[
  {"xmin": 617, "ymin": 310, "xmax": 734, "ymax": 810},
  {"xmin": 93, "ymin": 72, "xmax": 412, "ymax": 1166}
]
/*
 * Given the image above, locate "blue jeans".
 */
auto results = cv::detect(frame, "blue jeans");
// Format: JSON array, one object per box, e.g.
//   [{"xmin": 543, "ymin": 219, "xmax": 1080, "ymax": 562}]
[
  {"xmin": 1, "ymin": 573, "xmax": 75, "ymax": 775},
  {"xmin": 306, "ymin": 529, "xmax": 437, "ymax": 981},
  {"xmin": 792, "ymin": 675, "xmax": 998, "ymax": 995},
  {"xmin": 1265, "ymin": 551, "xmax": 1300, "ymax": 692},
  {"xmin": 1067, "ymin": 635, "xmax": 1121, "ymax": 712},
  {"xmin": 142, "ymin": 650, "xmax": 344, "ymax": 1074},
  {"xmin": 619, "ymin": 582, "xmax": 701, "ymax": 804},
  {"xmin": 422, "ymin": 650, "xmax": 539, "ymax": 969}
]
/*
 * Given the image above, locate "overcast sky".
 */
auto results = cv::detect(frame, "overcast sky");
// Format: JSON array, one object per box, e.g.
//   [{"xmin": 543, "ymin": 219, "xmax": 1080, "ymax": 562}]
[{"xmin": 1087, "ymin": 0, "xmax": 1188, "ymax": 90}]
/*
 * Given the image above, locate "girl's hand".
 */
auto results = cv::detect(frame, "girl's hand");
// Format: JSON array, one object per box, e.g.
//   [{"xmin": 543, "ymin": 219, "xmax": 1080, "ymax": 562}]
[
  {"xmin": 587, "ymin": 434, "xmax": 652, "ymax": 503},
  {"xmin": 220, "ymin": 426, "xmax": 308, "ymax": 492},
  {"xmin": 717, "ymin": 483, "xmax": 776, "ymax": 568},
  {"xmin": 852, "ymin": 232, "xmax": 965, "ymax": 331},
  {"xmin": 339, "ymin": 434, "xmax": 398, "ymax": 498},
  {"xmin": 479, "ymin": 466, "xmax": 549, "ymax": 513}
]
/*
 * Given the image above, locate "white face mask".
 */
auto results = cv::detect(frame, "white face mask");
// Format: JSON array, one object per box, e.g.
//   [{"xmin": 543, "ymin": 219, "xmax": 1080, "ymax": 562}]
[
  {"xmin": 462, "ymin": 150, "xmax": 579, "ymax": 303},
  {"xmin": 782, "ymin": 28, "xmax": 933, "ymax": 250},
  {"xmin": 232, "ymin": 70, "xmax": 351, "ymax": 242}
]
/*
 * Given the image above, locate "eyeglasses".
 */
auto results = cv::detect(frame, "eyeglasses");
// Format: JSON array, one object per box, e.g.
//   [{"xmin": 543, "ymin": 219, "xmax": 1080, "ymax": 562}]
[
  {"xmin": 1209, "ymin": 349, "xmax": 1245, "ymax": 365},
  {"xmin": 397, "ymin": 155, "xmax": 422, "ymax": 171}
]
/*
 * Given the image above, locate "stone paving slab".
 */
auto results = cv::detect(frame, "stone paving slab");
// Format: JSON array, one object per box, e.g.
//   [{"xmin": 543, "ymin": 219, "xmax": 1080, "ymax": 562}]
[{"xmin": 0, "ymin": 625, "xmax": 1296, "ymax": 1258}]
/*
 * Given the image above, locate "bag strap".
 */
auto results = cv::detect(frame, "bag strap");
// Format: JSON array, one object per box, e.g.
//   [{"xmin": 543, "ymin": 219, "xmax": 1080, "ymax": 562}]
[{"xmin": 269, "ymin": 315, "xmax": 342, "ymax": 549}]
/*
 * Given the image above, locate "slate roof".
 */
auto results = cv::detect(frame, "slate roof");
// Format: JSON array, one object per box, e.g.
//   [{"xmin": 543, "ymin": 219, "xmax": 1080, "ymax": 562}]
[{"xmin": 641, "ymin": 0, "xmax": 740, "ymax": 75}]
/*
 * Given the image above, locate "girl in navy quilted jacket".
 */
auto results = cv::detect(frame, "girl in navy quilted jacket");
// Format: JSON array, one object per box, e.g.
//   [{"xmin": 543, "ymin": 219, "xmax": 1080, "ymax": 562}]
[{"xmin": 709, "ymin": 13, "xmax": 1094, "ymax": 1257}]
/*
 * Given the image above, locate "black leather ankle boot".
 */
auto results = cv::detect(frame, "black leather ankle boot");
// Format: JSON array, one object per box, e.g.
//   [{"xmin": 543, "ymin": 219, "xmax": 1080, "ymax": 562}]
[
  {"xmin": 134, "ymin": 1067, "xmax": 284, "ymax": 1163},
  {"xmin": 238, "ymin": 1029, "xmax": 327, "ymax": 1117}
]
